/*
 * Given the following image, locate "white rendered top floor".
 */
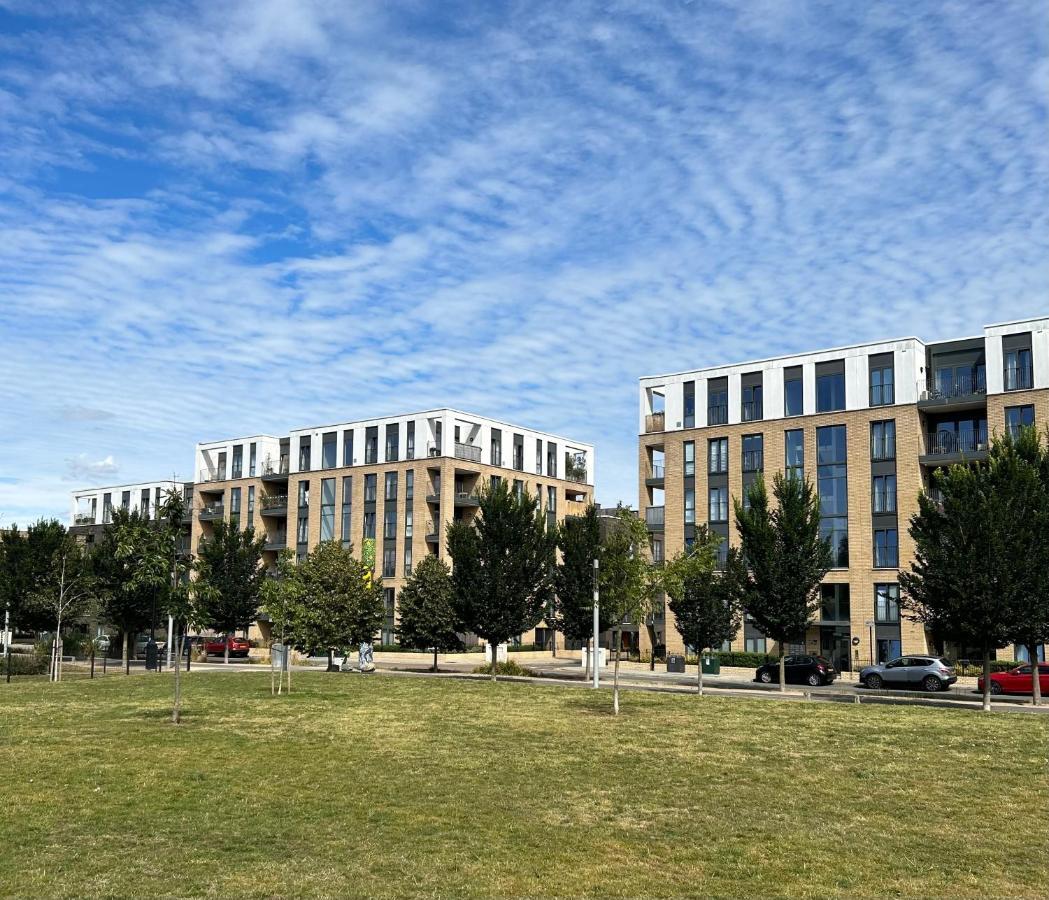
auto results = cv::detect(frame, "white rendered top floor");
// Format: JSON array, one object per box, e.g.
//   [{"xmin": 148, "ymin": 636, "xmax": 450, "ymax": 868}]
[
  {"xmin": 194, "ymin": 408, "xmax": 595, "ymax": 485},
  {"xmin": 70, "ymin": 479, "xmax": 189, "ymax": 526},
  {"xmin": 639, "ymin": 316, "xmax": 1049, "ymax": 433}
]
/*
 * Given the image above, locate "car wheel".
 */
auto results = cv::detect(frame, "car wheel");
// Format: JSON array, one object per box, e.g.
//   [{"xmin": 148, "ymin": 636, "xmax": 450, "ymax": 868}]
[
  {"xmin": 807, "ymin": 673, "xmax": 820, "ymax": 687},
  {"xmin": 922, "ymin": 675, "xmax": 943, "ymax": 692},
  {"xmin": 864, "ymin": 674, "xmax": 883, "ymax": 690},
  {"xmin": 759, "ymin": 670, "xmax": 773, "ymax": 684},
  {"xmin": 989, "ymin": 681, "xmax": 1003, "ymax": 695}
]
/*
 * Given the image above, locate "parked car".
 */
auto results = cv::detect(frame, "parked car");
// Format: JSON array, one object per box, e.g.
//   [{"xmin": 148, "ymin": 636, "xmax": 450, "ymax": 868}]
[
  {"xmin": 755, "ymin": 655, "xmax": 837, "ymax": 687},
  {"xmin": 203, "ymin": 635, "xmax": 250, "ymax": 658},
  {"xmin": 978, "ymin": 663, "xmax": 1049, "ymax": 696},
  {"xmin": 133, "ymin": 635, "xmax": 165, "ymax": 659},
  {"xmin": 860, "ymin": 656, "xmax": 957, "ymax": 692}
]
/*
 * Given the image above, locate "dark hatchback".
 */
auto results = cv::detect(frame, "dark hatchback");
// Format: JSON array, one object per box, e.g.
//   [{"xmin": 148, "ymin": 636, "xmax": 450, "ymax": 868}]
[{"xmin": 755, "ymin": 655, "xmax": 837, "ymax": 687}]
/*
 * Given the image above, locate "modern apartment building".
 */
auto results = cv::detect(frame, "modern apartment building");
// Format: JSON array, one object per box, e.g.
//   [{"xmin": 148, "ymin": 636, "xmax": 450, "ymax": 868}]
[
  {"xmin": 191, "ymin": 409, "xmax": 594, "ymax": 646},
  {"xmin": 69, "ymin": 479, "xmax": 194, "ymax": 554},
  {"xmin": 639, "ymin": 316, "xmax": 1049, "ymax": 671}
]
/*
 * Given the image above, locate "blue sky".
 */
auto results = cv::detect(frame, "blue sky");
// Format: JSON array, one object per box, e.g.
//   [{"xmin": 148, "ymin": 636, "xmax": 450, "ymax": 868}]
[{"xmin": 0, "ymin": 0, "xmax": 1047, "ymax": 522}]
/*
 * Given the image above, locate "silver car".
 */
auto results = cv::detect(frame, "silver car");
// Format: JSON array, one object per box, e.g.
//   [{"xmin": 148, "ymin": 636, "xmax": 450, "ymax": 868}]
[{"xmin": 860, "ymin": 656, "xmax": 957, "ymax": 692}]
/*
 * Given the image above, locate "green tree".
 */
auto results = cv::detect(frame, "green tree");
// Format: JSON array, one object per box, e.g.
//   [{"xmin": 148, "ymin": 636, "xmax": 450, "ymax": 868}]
[
  {"xmin": 552, "ymin": 506, "xmax": 609, "ymax": 680},
  {"xmin": 665, "ymin": 540, "xmax": 745, "ymax": 695},
  {"xmin": 0, "ymin": 519, "xmax": 68, "ymax": 634},
  {"xmin": 157, "ymin": 487, "xmax": 194, "ymax": 721},
  {"xmin": 733, "ymin": 472, "xmax": 832, "ymax": 692},
  {"xmin": 901, "ymin": 431, "xmax": 1044, "ymax": 710},
  {"xmin": 447, "ymin": 480, "xmax": 556, "ymax": 681},
  {"xmin": 396, "ymin": 555, "xmax": 462, "ymax": 671},
  {"xmin": 599, "ymin": 508, "xmax": 658, "ymax": 714},
  {"xmin": 294, "ymin": 541, "xmax": 384, "ymax": 668},
  {"xmin": 261, "ymin": 548, "xmax": 305, "ymax": 694},
  {"xmin": 194, "ymin": 521, "xmax": 266, "ymax": 663}
]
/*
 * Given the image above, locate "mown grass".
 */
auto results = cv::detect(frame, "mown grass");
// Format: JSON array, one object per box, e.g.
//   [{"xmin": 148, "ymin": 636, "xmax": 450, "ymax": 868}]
[{"xmin": 1, "ymin": 671, "xmax": 1046, "ymax": 899}]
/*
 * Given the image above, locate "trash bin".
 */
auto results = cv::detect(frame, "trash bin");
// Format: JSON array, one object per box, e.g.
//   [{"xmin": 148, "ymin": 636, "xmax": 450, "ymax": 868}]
[
  {"xmin": 701, "ymin": 655, "xmax": 720, "ymax": 675},
  {"xmin": 666, "ymin": 653, "xmax": 686, "ymax": 674}
]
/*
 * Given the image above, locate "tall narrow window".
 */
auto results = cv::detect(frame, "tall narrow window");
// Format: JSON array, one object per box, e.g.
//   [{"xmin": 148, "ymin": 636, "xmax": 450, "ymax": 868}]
[
  {"xmin": 784, "ymin": 367, "xmax": 803, "ymax": 417},
  {"xmin": 875, "ymin": 584, "xmax": 900, "ymax": 622},
  {"xmin": 363, "ymin": 511, "xmax": 376, "ymax": 540},
  {"xmin": 741, "ymin": 381, "xmax": 763, "ymax": 422},
  {"xmin": 708, "ymin": 487, "xmax": 728, "ymax": 522},
  {"xmin": 141, "ymin": 488, "xmax": 151, "ymax": 520},
  {"xmin": 871, "ymin": 420, "xmax": 896, "ymax": 460},
  {"xmin": 536, "ymin": 439, "xmax": 543, "ymax": 474},
  {"xmin": 364, "ymin": 474, "xmax": 376, "ymax": 502},
  {"xmin": 742, "ymin": 434, "xmax": 763, "ymax": 472},
  {"xmin": 121, "ymin": 490, "xmax": 131, "ymax": 510},
  {"xmin": 322, "ymin": 432, "xmax": 337, "ymax": 469},
  {"xmin": 103, "ymin": 493, "xmax": 112, "ymax": 524},
  {"xmin": 384, "ymin": 472, "xmax": 398, "ymax": 501},
  {"xmin": 707, "ymin": 382, "xmax": 728, "ymax": 425},
  {"xmin": 383, "ymin": 508, "xmax": 397, "ymax": 540},
  {"xmin": 816, "ymin": 362, "xmax": 846, "ymax": 412},
  {"xmin": 343, "ymin": 430, "xmax": 354, "ymax": 466},
  {"xmin": 490, "ymin": 428, "xmax": 502, "ymax": 467},
  {"xmin": 817, "ymin": 425, "xmax": 849, "ymax": 568},
  {"xmin": 341, "ymin": 476, "xmax": 352, "ymax": 548},
  {"xmin": 297, "ymin": 480, "xmax": 309, "ymax": 509},
  {"xmin": 231, "ymin": 445, "xmax": 243, "ymax": 479},
  {"xmin": 874, "ymin": 529, "xmax": 898, "ymax": 568},
  {"xmin": 683, "ymin": 441, "xmax": 695, "ymax": 477},
  {"xmin": 298, "ymin": 436, "xmax": 311, "ymax": 472},
  {"xmin": 383, "ymin": 547, "xmax": 396, "ymax": 578},
  {"xmin": 406, "ymin": 422, "xmax": 416, "ymax": 460},
  {"xmin": 1004, "ymin": 347, "xmax": 1033, "ymax": 391},
  {"xmin": 405, "ymin": 470, "xmax": 414, "ymax": 501},
  {"xmin": 249, "ymin": 442, "xmax": 257, "ymax": 477},
  {"xmin": 785, "ymin": 429, "xmax": 804, "ymax": 480},
  {"xmin": 385, "ymin": 424, "xmax": 399, "ymax": 462},
  {"xmin": 320, "ymin": 478, "xmax": 335, "ymax": 541},
  {"xmin": 872, "ymin": 474, "xmax": 897, "ymax": 514},
  {"xmin": 217, "ymin": 452, "xmax": 227, "ymax": 481},
  {"xmin": 708, "ymin": 438, "xmax": 728, "ymax": 474},
  {"xmin": 546, "ymin": 442, "xmax": 557, "ymax": 477},
  {"xmin": 869, "ymin": 357, "xmax": 894, "ymax": 406},
  {"xmin": 247, "ymin": 485, "xmax": 255, "ymax": 518},
  {"xmin": 404, "ymin": 545, "xmax": 413, "ymax": 576},
  {"xmin": 1005, "ymin": 405, "xmax": 1035, "ymax": 439},
  {"xmin": 405, "ymin": 509, "xmax": 413, "ymax": 538},
  {"xmin": 365, "ymin": 427, "xmax": 378, "ymax": 465},
  {"xmin": 684, "ymin": 489, "xmax": 695, "ymax": 524},
  {"xmin": 683, "ymin": 381, "xmax": 695, "ymax": 429}
]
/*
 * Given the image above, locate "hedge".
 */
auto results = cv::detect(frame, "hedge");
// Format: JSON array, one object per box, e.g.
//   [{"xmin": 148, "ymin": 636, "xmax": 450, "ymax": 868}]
[{"xmin": 2, "ymin": 653, "xmax": 48, "ymax": 676}]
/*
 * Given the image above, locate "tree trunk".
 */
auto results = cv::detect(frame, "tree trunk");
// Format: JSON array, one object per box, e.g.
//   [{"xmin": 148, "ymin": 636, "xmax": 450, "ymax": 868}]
[
  {"xmin": 224, "ymin": 635, "xmax": 230, "ymax": 665},
  {"xmin": 173, "ymin": 631, "xmax": 184, "ymax": 725},
  {"xmin": 433, "ymin": 647, "xmax": 438, "ymax": 673},
  {"xmin": 982, "ymin": 648, "xmax": 991, "ymax": 712},
  {"xmin": 551, "ymin": 629, "xmax": 556, "ymax": 659},
  {"xmin": 1029, "ymin": 643, "xmax": 1042, "ymax": 706},
  {"xmin": 124, "ymin": 631, "xmax": 132, "ymax": 675},
  {"xmin": 697, "ymin": 654, "xmax": 703, "ymax": 696},
  {"xmin": 612, "ymin": 629, "xmax": 621, "ymax": 715},
  {"xmin": 327, "ymin": 648, "xmax": 334, "ymax": 672},
  {"xmin": 490, "ymin": 641, "xmax": 498, "ymax": 682},
  {"xmin": 779, "ymin": 650, "xmax": 786, "ymax": 693}
]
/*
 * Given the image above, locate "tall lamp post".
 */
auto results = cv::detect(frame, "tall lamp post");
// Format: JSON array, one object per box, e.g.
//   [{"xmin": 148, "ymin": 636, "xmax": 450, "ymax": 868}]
[{"xmin": 592, "ymin": 557, "xmax": 600, "ymax": 689}]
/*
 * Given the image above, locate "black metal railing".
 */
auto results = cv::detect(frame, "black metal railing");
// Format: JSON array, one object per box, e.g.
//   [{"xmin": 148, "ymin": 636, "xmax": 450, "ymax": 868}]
[
  {"xmin": 742, "ymin": 450, "xmax": 764, "ymax": 472},
  {"xmin": 923, "ymin": 430, "xmax": 989, "ymax": 456},
  {"xmin": 261, "ymin": 458, "xmax": 289, "ymax": 476},
  {"xmin": 921, "ymin": 371, "xmax": 986, "ymax": 402},
  {"xmin": 741, "ymin": 401, "xmax": 763, "ymax": 422},
  {"xmin": 260, "ymin": 494, "xmax": 288, "ymax": 510},
  {"xmin": 707, "ymin": 405, "xmax": 728, "ymax": 426},
  {"xmin": 1004, "ymin": 365, "xmax": 1033, "ymax": 392}
]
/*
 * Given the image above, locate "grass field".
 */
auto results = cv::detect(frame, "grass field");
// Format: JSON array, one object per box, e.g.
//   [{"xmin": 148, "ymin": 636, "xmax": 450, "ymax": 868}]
[{"xmin": 1, "ymin": 671, "xmax": 1047, "ymax": 899}]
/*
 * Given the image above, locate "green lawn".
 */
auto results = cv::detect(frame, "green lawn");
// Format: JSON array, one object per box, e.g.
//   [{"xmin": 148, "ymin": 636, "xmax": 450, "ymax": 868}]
[{"xmin": 1, "ymin": 672, "xmax": 1046, "ymax": 899}]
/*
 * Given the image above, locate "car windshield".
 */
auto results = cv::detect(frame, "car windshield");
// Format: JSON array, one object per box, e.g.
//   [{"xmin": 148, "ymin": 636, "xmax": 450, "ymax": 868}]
[
  {"xmin": 938, "ymin": 658, "xmax": 953, "ymax": 666},
  {"xmin": 815, "ymin": 656, "xmax": 832, "ymax": 665}
]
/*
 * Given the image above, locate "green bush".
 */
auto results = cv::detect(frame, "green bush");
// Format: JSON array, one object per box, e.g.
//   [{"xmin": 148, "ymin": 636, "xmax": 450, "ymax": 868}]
[
  {"xmin": 472, "ymin": 660, "xmax": 537, "ymax": 677},
  {"xmin": 951, "ymin": 659, "xmax": 1019, "ymax": 677},
  {"xmin": 2, "ymin": 653, "xmax": 48, "ymax": 676},
  {"xmin": 700, "ymin": 651, "xmax": 778, "ymax": 669}
]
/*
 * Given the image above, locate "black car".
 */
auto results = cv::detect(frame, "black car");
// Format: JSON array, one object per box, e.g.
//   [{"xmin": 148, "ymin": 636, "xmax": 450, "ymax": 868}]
[{"xmin": 755, "ymin": 655, "xmax": 837, "ymax": 687}]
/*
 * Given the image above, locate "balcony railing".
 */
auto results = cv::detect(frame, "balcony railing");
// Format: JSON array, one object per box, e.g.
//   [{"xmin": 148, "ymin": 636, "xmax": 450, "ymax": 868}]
[
  {"xmin": 644, "ymin": 412, "xmax": 665, "ymax": 433},
  {"xmin": 919, "ymin": 372, "xmax": 986, "ymax": 402},
  {"xmin": 261, "ymin": 458, "xmax": 290, "ymax": 477},
  {"xmin": 645, "ymin": 506, "xmax": 665, "ymax": 528},
  {"xmin": 741, "ymin": 401, "xmax": 763, "ymax": 422},
  {"xmin": 198, "ymin": 469, "xmax": 227, "ymax": 483},
  {"xmin": 424, "ymin": 518, "xmax": 441, "ymax": 540},
  {"xmin": 1004, "ymin": 365, "xmax": 1033, "ymax": 392},
  {"xmin": 260, "ymin": 494, "xmax": 288, "ymax": 510},
  {"xmin": 426, "ymin": 440, "xmax": 443, "ymax": 458},
  {"xmin": 264, "ymin": 530, "xmax": 288, "ymax": 550},
  {"xmin": 74, "ymin": 514, "xmax": 96, "ymax": 526},
  {"xmin": 649, "ymin": 464, "xmax": 665, "ymax": 480},
  {"xmin": 707, "ymin": 405, "xmax": 728, "ymax": 426},
  {"xmin": 454, "ymin": 442, "xmax": 482, "ymax": 462},
  {"xmin": 199, "ymin": 503, "xmax": 225, "ymax": 519},
  {"xmin": 923, "ymin": 431, "xmax": 989, "ymax": 457}
]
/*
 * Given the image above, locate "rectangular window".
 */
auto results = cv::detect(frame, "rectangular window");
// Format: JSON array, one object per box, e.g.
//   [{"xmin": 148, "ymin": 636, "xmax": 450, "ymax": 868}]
[
  {"xmin": 405, "ymin": 509, "xmax": 413, "ymax": 538},
  {"xmin": 490, "ymin": 474, "xmax": 501, "ymax": 491},
  {"xmin": 872, "ymin": 474, "xmax": 897, "ymax": 514},
  {"xmin": 871, "ymin": 420, "xmax": 896, "ymax": 460},
  {"xmin": 405, "ymin": 470, "xmax": 414, "ymax": 501},
  {"xmin": 683, "ymin": 381, "xmax": 695, "ymax": 429},
  {"xmin": 298, "ymin": 436, "xmax": 311, "ymax": 472},
  {"xmin": 217, "ymin": 452, "xmax": 227, "ymax": 480},
  {"xmin": 709, "ymin": 486, "xmax": 728, "ymax": 523},
  {"xmin": 817, "ymin": 425, "xmax": 848, "ymax": 568},
  {"xmin": 296, "ymin": 513, "xmax": 309, "ymax": 554},
  {"xmin": 741, "ymin": 383, "xmax": 763, "ymax": 422},
  {"xmin": 875, "ymin": 583, "xmax": 900, "ymax": 623},
  {"xmin": 341, "ymin": 476, "xmax": 352, "ymax": 548},
  {"xmin": 121, "ymin": 490, "xmax": 131, "ymax": 510},
  {"xmin": 513, "ymin": 435, "xmax": 524, "ymax": 471},
  {"xmin": 491, "ymin": 428, "xmax": 502, "ymax": 467},
  {"xmin": 684, "ymin": 489, "xmax": 695, "ymax": 524},
  {"xmin": 247, "ymin": 485, "xmax": 255, "ymax": 517},
  {"xmin": 249, "ymin": 442, "xmax": 257, "ymax": 477},
  {"xmin": 365, "ymin": 427, "xmax": 378, "ymax": 465},
  {"xmin": 547, "ymin": 485, "xmax": 556, "ymax": 515},
  {"xmin": 141, "ymin": 488, "xmax": 151, "ymax": 520},
  {"xmin": 103, "ymin": 493, "xmax": 112, "ymax": 523},
  {"xmin": 820, "ymin": 583, "xmax": 851, "ymax": 621},
  {"xmin": 874, "ymin": 529, "xmax": 899, "ymax": 568},
  {"xmin": 322, "ymin": 432, "xmax": 337, "ymax": 469},
  {"xmin": 784, "ymin": 367, "xmax": 803, "ymax": 417},
  {"xmin": 343, "ymin": 430, "xmax": 354, "ymax": 466},
  {"xmin": 870, "ymin": 362, "xmax": 894, "ymax": 406},
  {"xmin": 383, "ymin": 588, "xmax": 396, "ymax": 644},
  {"xmin": 383, "ymin": 508, "xmax": 397, "ymax": 540},
  {"xmin": 231, "ymin": 445, "xmax": 243, "ymax": 479},
  {"xmin": 816, "ymin": 363, "xmax": 846, "ymax": 412},
  {"xmin": 708, "ymin": 438, "xmax": 728, "ymax": 474},
  {"xmin": 363, "ymin": 511, "xmax": 376, "ymax": 540},
  {"xmin": 547, "ymin": 441, "xmax": 557, "ymax": 477},
  {"xmin": 745, "ymin": 637, "xmax": 767, "ymax": 654},
  {"xmin": 513, "ymin": 479, "xmax": 524, "ymax": 498},
  {"xmin": 297, "ymin": 480, "xmax": 309, "ymax": 508},
  {"xmin": 742, "ymin": 434, "xmax": 763, "ymax": 472},
  {"xmin": 364, "ymin": 474, "xmax": 377, "ymax": 502},
  {"xmin": 404, "ymin": 544, "xmax": 413, "ymax": 576},
  {"xmin": 406, "ymin": 422, "xmax": 415, "ymax": 460},
  {"xmin": 785, "ymin": 429, "xmax": 804, "ymax": 480},
  {"xmin": 1005, "ymin": 405, "xmax": 1035, "ymax": 439},
  {"xmin": 1004, "ymin": 347, "xmax": 1033, "ymax": 391},
  {"xmin": 383, "ymin": 547, "xmax": 396, "ymax": 578},
  {"xmin": 707, "ymin": 384, "xmax": 728, "ymax": 426},
  {"xmin": 385, "ymin": 424, "xmax": 399, "ymax": 462},
  {"xmin": 320, "ymin": 478, "xmax": 336, "ymax": 541},
  {"xmin": 536, "ymin": 439, "xmax": 543, "ymax": 474},
  {"xmin": 385, "ymin": 472, "xmax": 398, "ymax": 501},
  {"xmin": 684, "ymin": 441, "xmax": 695, "ymax": 477}
]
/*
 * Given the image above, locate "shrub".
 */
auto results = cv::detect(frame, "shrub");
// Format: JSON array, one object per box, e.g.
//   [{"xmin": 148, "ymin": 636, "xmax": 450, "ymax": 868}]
[
  {"xmin": 701, "ymin": 650, "xmax": 778, "ymax": 669},
  {"xmin": 2, "ymin": 653, "xmax": 48, "ymax": 676},
  {"xmin": 472, "ymin": 660, "xmax": 537, "ymax": 677}
]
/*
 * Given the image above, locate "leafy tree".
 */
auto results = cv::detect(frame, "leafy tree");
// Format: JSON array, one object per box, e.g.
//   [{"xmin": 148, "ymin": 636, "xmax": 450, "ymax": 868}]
[
  {"xmin": 901, "ymin": 431, "xmax": 1046, "ymax": 710},
  {"xmin": 396, "ymin": 555, "xmax": 462, "ymax": 671},
  {"xmin": 261, "ymin": 548, "xmax": 305, "ymax": 694},
  {"xmin": 552, "ymin": 506, "xmax": 609, "ymax": 680},
  {"xmin": 94, "ymin": 508, "xmax": 167, "ymax": 671},
  {"xmin": 733, "ymin": 472, "xmax": 832, "ymax": 692},
  {"xmin": 0, "ymin": 519, "xmax": 68, "ymax": 634},
  {"xmin": 665, "ymin": 540, "xmax": 745, "ymax": 695},
  {"xmin": 598, "ymin": 508, "xmax": 658, "ymax": 714},
  {"xmin": 194, "ymin": 521, "xmax": 266, "ymax": 663},
  {"xmin": 293, "ymin": 541, "xmax": 384, "ymax": 668},
  {"xmin": 447, "ymin": 480, "xmax": 556, "ymax": 681},
  {"xmin": 157, "ymin": 487, "xmax": 194, "ymax": 721}
]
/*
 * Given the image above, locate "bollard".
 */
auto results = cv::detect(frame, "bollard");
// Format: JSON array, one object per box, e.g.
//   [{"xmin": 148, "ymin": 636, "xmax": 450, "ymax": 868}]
[
  {"xmin": 90, "ymin": 647, "xmax": 95, "ymax": 679},
  {"xmin": 854, "ymin": 693, "xmax": 860, "ymax": 704}
]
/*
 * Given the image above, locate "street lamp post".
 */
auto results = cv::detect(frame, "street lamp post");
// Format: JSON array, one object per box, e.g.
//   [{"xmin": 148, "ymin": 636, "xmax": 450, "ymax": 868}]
[{"xmin": 592, "ymin": 557, "xmax": 600, "ymax": 690}]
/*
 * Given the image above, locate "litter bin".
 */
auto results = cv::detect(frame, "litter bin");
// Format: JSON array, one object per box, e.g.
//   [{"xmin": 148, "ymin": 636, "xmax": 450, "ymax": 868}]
[
  {"xmin": 701, "ymin": 655, "xmax": 720, "ymax": 675},
  {"xmin": 666, "ymin": 653, "xmax": 686, "ymax": 674}
]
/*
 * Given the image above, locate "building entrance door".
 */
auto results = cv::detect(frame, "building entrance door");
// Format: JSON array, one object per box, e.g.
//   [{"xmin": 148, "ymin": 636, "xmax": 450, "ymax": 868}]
[{"xmin": 820, "ymin": 626, "xmax": 851, "ymax": 673}]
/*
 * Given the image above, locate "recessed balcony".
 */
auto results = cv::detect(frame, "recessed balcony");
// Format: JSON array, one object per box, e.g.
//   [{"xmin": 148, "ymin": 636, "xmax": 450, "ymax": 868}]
[
  {"xmin": 644, "ymin": 412, "xmax": 665, "ymax": 434},
  {"xmin": 919, "ymin": 431, "xmax": 989, "ymax": 467},
  {"xmin": 261, "ymin": 458, "xmax": 290, "ymax": 482},
  {"xmin": 260, "ymin": 495, "xmax": 288, "ymax": 517},
  {"xmin": 453, "ymin": 492, "xmax": 480, "ymax": 507},
  {"xmin": 645, "ymin": 506, "xmax": 665, "ymax": 531},
  {"xmin": 198, "ymin": 503, "xmax": 224, "ymax": 521},
  {"xmin": 454, "ymin": 442, "xmax": 482, "ymax": 463},
  {"xmin": 424, "ymin": 519, "xmax": 440, "ymax": 543},
  {"xmin": 74, "ymin": 514, "xmax": 96, "ymax": 526},
  {"xmin": 645, "ymin": 464, "xmax": 665, "ymax": 488},
  {"xmin": 264, "ymin": 530, "xmax": 288, "ymax": 551},
  {"xmin": 917, "ymin": 373, "xmax": 987, "ymax": 412}
]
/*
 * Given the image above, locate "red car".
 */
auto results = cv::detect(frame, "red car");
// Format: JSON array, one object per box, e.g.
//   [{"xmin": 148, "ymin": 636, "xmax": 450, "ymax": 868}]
[
  {"xmin": 203, "ymin": 635, "xmax": 251, "ymax": 658},
  {"xmin": 978, "ymin": 663, "xmax": 1049, "ymax": 695}
]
